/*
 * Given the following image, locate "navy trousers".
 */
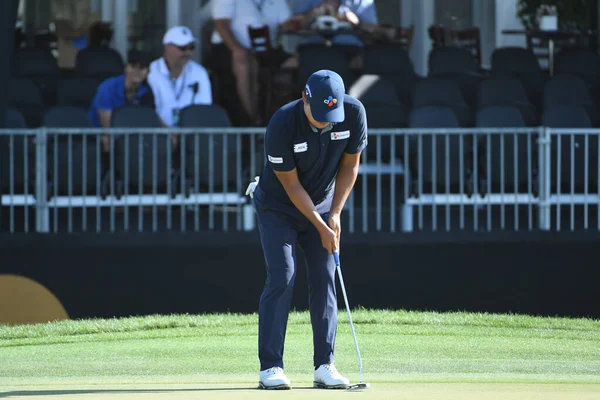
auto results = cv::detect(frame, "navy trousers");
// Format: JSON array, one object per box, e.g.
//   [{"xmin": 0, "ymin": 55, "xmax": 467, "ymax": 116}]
[{"xmin": 256, "ymin": 207, "xmax": 338, "ymax": 371}]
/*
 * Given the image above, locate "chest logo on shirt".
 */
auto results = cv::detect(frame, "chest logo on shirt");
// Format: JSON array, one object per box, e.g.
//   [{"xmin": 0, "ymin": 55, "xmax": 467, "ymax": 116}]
[
  {"xmin": 293, "ymin": 142, "xmax": 308, "ymax": 153},
  {"xmin": 331, "ymin": 130, "xmax": 350, "ymax": 140}
]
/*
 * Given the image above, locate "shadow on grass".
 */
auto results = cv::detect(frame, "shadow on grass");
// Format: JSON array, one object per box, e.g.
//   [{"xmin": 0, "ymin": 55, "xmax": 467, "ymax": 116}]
[{"xmin": 0, "ymin": 386, "xmax": 322, "ymax": 397}]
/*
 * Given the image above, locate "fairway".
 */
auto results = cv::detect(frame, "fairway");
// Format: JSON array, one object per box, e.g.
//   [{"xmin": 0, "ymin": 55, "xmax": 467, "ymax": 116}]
[{"xmin": 1, "ymin": 310, "xmax": 599, "ymax": 399}]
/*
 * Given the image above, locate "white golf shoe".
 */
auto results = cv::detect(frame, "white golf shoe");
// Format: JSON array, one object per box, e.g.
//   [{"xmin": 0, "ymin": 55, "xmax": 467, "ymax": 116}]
[
  {"xmin": 259, "ymin": 367, "xmax": 291, "ymax": 390},
  {"xmin": 313, "ymin": 363, "xmax": 350, "ymax": 389}
]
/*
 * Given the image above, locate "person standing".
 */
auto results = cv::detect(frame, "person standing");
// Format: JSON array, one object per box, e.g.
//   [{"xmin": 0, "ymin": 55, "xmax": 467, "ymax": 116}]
[{"xmin": 246, "ymin": 69, "xmax": 367, "ymax": 390}]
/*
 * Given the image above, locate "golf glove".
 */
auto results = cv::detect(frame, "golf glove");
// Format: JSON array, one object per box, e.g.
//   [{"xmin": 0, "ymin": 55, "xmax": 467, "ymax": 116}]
[{"xmin": 245, "ymin": 176, "xmax": 260, "ymax": 198}]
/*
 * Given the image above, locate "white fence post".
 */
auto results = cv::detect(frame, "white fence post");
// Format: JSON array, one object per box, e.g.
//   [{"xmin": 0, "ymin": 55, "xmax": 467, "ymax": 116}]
[{"xmin": 35, "ymin": 128, "xmax": 49, "ymax": 233}]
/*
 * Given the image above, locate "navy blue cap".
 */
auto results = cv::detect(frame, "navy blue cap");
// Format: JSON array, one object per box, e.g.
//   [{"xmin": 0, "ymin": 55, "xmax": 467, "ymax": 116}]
[
  {"xmin": 304, "ymin": 70, "xmax": 345, "ymax": 123},
  {"xmin": 127, "ymin": 49, "xmax": 152, "ymax": 68}
]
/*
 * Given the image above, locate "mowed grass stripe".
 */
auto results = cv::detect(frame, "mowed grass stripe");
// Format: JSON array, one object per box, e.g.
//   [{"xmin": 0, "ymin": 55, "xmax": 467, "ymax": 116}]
[
  {"xmin": 2, "ymin": 309, "xmax": 599, "ymax": 341},
  {"xmin": 0, "ymin": 310, "xmax": 598, "ymax": 384}
]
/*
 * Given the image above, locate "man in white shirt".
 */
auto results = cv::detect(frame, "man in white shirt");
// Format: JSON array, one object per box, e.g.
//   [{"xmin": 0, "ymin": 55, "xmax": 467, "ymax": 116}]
[
  {"xmin": 148, "ymin": 26, "xmax": 213, "ymax": 129},
  {"xmin": 148, "ymin": 26, "xmax": 213, "ymax": 173},
  {"xmin": 211, "ymin": 0, "xmax": 294, "ymax": 126}
]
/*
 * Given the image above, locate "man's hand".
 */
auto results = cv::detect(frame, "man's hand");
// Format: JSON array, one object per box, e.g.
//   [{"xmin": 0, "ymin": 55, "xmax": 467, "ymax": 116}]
[
  {"xmin": 318, "ymin": 224, "xmax": 338, "ymax": 255},
  {"xmin": 340, "ymin": 10, "xmax": 360, "ymax": 26},
  {"xmin": 328, "ymin": 213, "xmax": 341, "ymax": 251},
  {"xmin": 272, "ymin": 169, "xmax": 339, "ymax": 254}
]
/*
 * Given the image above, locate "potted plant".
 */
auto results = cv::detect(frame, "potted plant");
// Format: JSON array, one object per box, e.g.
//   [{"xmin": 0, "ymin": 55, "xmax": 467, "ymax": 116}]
[
  {"xmin": 517, "ymin": 0, "xmax": 594, "ymax": 31},
  {"xmin": 538, "ymin": 4, "xmax": 558, "ymax": 30}
]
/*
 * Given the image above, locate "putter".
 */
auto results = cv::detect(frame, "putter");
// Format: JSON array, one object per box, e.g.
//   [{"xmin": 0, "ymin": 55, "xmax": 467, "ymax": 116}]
[{"xmin": 333, "ymin": 251, "xmax": 370, "ymax": 390}]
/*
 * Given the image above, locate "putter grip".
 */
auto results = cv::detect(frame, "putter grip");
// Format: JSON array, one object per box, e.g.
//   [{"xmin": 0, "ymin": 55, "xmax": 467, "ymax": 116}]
[{"xmin": 333, "ymin": 251, "xmax": 340, "ymax": 266}]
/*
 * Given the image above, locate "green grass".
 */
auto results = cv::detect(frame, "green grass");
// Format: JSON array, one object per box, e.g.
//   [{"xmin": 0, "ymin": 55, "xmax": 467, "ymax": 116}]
[{"xmin": 1, "ymin": 309, "xmax": 599, "ymax": 387}]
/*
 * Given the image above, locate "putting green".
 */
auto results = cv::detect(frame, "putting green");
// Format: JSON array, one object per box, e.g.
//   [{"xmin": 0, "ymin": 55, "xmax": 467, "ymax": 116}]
[{"xmin": 2, "ymin": 383, "xmax": 599, "ymax": 399}]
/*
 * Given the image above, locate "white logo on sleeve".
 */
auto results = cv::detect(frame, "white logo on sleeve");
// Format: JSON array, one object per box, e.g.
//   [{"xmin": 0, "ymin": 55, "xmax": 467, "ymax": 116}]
[
  {"xmin": 293, "ymin": 142, "xmax": 308, "ymax": 153},
  {"xmin": 331, "ymin": 130, "xmax": 350, "ymax": 140},
  {"xmin": 268, "ymin": 155, "xmax": 283, "ymax": 164}
]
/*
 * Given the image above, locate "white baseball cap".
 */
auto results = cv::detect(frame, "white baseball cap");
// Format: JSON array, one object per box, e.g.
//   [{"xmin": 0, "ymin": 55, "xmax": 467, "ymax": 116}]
[{"xmin": 162, "ymin": 26, "xmax": 197, "ymax": 46}]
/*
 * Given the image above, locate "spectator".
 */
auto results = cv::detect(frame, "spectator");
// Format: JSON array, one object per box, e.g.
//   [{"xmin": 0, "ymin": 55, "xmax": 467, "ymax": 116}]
[
  {"xmin": 211, "ymin": 0, "xmax": 295, "ymax": 126},
  {"xmin": 291, "ymin": 0, "xmax": 379, "ymax": 47},
  {"xmin": 292, "ymin": 0, "xmax": 378, "ymax": 27},
  {"xmin": 88, "ymin": 49, "xmax": 155, "ymax": 155},
  {"xmin": 52, "ymin": 0, "xmax": 97, "ymax": 68},
  {"xmin": 193, "ymin": 0, "xmax": 214, "ymax": 28},
  {"xmin": 148, "ymin": 26, "xmax": 213, "ymax": 130},
  {"xmin": 87, "ymin": 21, "xmax": 114, "ymax": 48}
]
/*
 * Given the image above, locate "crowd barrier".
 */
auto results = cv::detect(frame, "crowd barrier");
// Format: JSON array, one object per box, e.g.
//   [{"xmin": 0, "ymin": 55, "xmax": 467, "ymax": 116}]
[{"xmin": 1, "ymin": 127, "xmax": 598, "ymax": 233}]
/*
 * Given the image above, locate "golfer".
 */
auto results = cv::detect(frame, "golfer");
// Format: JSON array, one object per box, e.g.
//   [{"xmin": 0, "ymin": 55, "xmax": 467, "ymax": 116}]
[{"xmin": 245, "ymin": 69, "xmax": 368, "ymax": 390}]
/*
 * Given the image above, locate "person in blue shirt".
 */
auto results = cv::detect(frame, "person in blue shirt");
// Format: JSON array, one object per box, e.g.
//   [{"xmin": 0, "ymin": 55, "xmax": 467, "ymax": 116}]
[
  {"xmin": 89, "ymin": 49, "xmax": 156, "ymax": 154},
  {"xmin": 246, "ymin": 69, "xmax": 367, "ymax": 390}
]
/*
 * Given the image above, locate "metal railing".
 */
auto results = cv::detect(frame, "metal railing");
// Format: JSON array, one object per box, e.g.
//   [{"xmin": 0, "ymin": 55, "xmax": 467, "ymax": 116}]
[
  {"xmin": 1, "ymin": 127, "xmax": 599, "ymax": 233},
  {"xmin": 365, "ymin": 127, "xmax": 545, "ymax": 232},
  {"xmin": 0, "ymin": 128, "xmax": 259, "ymax": 233},
  {"xmin": 547, "ymin": 128, "xmax": 600, "ymax": 231}
]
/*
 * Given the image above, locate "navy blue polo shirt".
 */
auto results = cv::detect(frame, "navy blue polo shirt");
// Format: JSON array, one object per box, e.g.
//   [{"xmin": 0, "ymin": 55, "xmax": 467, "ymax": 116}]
[
  {"xmin": 254, "ymin": 94, "xmax": 367, "ymax": 219},
  {"xmin": 88, "ymin": 74, "xmax": 155, "ymax": 127}
]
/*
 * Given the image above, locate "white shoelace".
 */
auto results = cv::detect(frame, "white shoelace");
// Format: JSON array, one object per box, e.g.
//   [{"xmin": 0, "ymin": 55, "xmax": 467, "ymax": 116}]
[
  {"xmin": 322, "ymin": 364, "xmax": 342, "ymax": 378},
  {"xmin": 265, "ymin": 367, "xmax": 284, "ymax": 375}
]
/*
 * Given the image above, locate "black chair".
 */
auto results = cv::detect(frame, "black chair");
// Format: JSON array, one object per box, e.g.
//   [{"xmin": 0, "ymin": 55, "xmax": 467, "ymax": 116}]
[
  {"xmin": 179, "ymin": 104, "xmax": 239, "ymax": 192},
  {"xmin": 363, "ymin": 44, "xmax": 418, "ymax": 107},
  {"xmin": 412, "ymin": 78, "xmax": 473, "ymax": 126},
  {"xmin": 363, "ymin": 44, "xmax": 415, "ymax": 75},
  {"xmin": 1, "ymin": 108, "xmax": 32, "ymax": 195},
  {"xmin": 491, "ymin": 47, "xmax": 547, "ymax": 108},
  {"xmin": 364, "ymin": 103, "xmax": 408, "ymax": 128},
  {"xmin": 554, "ymin": 48, "xmax": 600, "ymax": 101},
  {"xmin": 429, "ymin": 46, "xmax": 481, "ymax": 76},
  {"xmin": 363, "ymin": 103, "xmax": 408, "ymax": 163},
  {"xmin": 476, "ymin": 106, "xmax": 537, "ymax": 194},
  {"xmin": 428, "ymin": 46, "xmax": 483, "ymax": 107},
  {"xmin": 297, "ymin": 44, "xmax": 356, "ymax": 92},
  {"xmin": 43, "ymin": 106, "xmax": 92, "ymax": 128},
  {"xmin": 476, "ymin": 106, "xmax": 526, "ymax": 128},
  {"xmin": 350, "ymin": 75, "xmax": 409, "ymax": 162},
  {"xmin": 56, "ymin": 77, "xmax": 100, "ymax": 108},
  {"xmin": 409, "ymin": 105, "xmax": 461, "ymax": 128},
  {"xmin": 477, "ymin": 77, "xmax": 537, "ymax": 126},
  {"xmin": 75, "ymin": 47, "xmax": 125, "ymax": 82},
  {"xmin": 492, "ymin": 47, "xmax": 544, "ymax": 76},
  {"xmin": 542, "ymin": 105, "xmax": 597, "ymax": 192},
  {"xmin": 42, "ymin": 107, "xmax": 99, "ymax": 196},
  {"xmin": 408, "ymin": 106, "xmax": 473, "ymax": 194},
  {"xmin": 111, "ymin": 106, "xmax": 166, "ymax": 195},
  {"xmin": 12, "ymin": 48, "xmax": 60, "ymax": 107},
  {"xmin": 5, "ymin": 107, "xmax": 27, "ymax": 128},
  {"xmin": 349, "ymin": 74, "xmax": 401, "ymax": 104},
  {"xmin": 543, "ymin": 74, "xmax": 597, "ymax": 125},
  {"xmin": 8, "ymin": 78, "xmax": 44, "ymax": 128},
  {"xmin": 542, "ymin": 104, "xmax": 593, "ymax": 128},
  {"xmin": 178, "ymin": 104, "xmax": 232, "ymax": 127}
]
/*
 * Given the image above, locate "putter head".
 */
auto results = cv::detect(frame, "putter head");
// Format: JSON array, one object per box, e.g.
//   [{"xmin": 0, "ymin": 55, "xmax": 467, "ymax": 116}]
[{"xmin": 347, "ymin": 382, "xmax": 370, "ymax": 390}]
